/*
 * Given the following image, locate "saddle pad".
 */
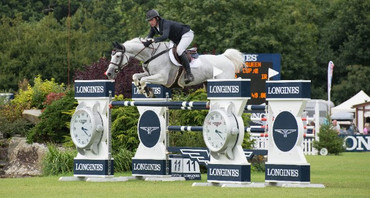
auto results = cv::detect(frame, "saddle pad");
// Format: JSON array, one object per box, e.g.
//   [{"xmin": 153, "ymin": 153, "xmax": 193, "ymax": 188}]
[
  {"xmin": 169, "ymin": 50, "xmax": 182, "ymax": 66},
  {"xmin": 168, "ymin": 50, "xmax": 201, "ymax": 68}
]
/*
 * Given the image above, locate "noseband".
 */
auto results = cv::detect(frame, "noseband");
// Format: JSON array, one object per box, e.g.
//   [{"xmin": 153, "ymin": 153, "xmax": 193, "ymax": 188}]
[
  {"xmin": 110, "ymin": 44, "xmax": 147, "ymax": 72},
  {"xmin": 110, "ymin": 46, "xmax": 129, "ymax": 71}
]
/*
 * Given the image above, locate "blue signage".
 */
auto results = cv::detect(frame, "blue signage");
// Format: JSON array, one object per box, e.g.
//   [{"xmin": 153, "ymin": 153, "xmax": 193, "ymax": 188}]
[
  {"xmin": 167, "ymin": 147, "xmax": 268, "ymax": 165},
  {"xmin": 138, "ymin": 110, "xmax": 161, "ymax": 148},
  {"xmin": 132, "ymin": 159, "xmax": 168, "ymax": 175},
  {"xmin": 207, "ymin": 79, "xmax": 251, "ymax": 98},
  {"xmin": 343, "ymin": 135, "xmax": 370, "ymax": 152},
  {"xmin": 207, "ymin": 164, "xmax": 250, "ymax": 182},
  {"xmin": 266, "ymin": 80, "xmax": 311, "ymax": 99},
  {"xmin": 273, "ymin": 111, "xmax": 298, "ymax": 152},
  {"xmin": 74, "ymin": 80, "xmax": 115, "ymax": 98},
  {"xmin": 265, "ymin": 164, "xmax": 310, "ymax": 182},
  {"xmin": 237, "ymin": 53, "xmax": 281, "ymax": 105},
  {"xmin": 73, "ymin": 159, "xmax": 114, "ymax": 176},
  {"xmin": 132, "ymin": 83, "xmax": 171, "ymax": 99}
]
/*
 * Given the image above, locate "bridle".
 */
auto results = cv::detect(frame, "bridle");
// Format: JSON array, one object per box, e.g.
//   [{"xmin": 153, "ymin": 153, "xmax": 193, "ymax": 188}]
[
  {"xmin": 110, "ymin": 48, "xmax": 129, "ymax": 72},
  {"xmin": 110, "ymin": 42, "xmax": 169, "ymax": 72}
]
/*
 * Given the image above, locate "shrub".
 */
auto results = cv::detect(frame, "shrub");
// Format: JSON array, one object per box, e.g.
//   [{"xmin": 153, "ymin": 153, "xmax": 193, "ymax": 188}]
[
  {"xmin": 111, "ymin": 95, "xmax": 140, "ymax": 152},
  {"xmin": 43, "ymin": 92, "xmax": 65, "ymax": 106},
  {"xmin": 27, "ymin": 88, "xmax": 77, "ymax": 143},
  {"xmin": 2, "ymin": 76, "xmax": 66, "ymax": 123},
  {"xmin": 12, "ymin": 75, "xmax": 65, "ymax": 110},
  {"xmin": 74, "ymin": 57, "xmax": 143, "ymax": 98},
  {"xmin": 43, "ymin": 144, "xmax": 76, "ymax": 175},
  {"xmin": 313, "ymin": 120, "xmax": 345, "ymax": 155},
  {"xmin": 169, "ymin": 89, "xmax": 208, "ymax": 147},
  {"xmin": 113, "ymin": 148, "xmax": 135, "ymax": 172},
  {"xmin": 0, "ymin": 117, "xmax": 33, "ymax": 138}
]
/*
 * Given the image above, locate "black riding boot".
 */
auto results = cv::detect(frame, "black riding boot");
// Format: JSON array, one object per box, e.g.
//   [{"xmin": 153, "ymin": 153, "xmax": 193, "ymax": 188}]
[{"xmin": 179, "ymin": 52, "xmax": 194, "ymax": 84}]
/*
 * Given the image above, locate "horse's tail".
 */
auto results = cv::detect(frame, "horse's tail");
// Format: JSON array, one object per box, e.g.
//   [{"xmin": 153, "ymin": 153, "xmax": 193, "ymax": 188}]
[{"xmin": 222, "ymin": 49, "xmax": 244, "ymax": 72}]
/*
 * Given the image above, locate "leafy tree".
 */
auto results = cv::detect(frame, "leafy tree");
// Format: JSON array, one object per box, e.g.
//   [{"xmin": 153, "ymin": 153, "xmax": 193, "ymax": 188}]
[
  {"xmin": 27, "ymin": 88, "xmax": 76, "ymax": 143},
  {"xmin": 314, "ymin": 0, "xmax": 370, "ymax": 102},
  {"xmin": 313, "ymin": 120, "xmax": 345, "ymax": 155}
]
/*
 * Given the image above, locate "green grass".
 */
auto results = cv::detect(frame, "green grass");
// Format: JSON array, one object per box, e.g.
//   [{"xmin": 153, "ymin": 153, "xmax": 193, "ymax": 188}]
[{"xmin": 1, "ymin": 152, "xmax": 370, "ymax": 198}]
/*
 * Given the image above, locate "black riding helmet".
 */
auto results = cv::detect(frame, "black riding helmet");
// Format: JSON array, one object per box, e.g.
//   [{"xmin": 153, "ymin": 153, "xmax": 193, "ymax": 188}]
[{"xmin": 146, "ymin": 9, "xmax": 160, "ymax": 21}]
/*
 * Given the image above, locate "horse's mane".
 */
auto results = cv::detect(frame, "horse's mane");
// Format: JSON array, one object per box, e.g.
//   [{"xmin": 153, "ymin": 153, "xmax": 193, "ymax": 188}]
[{"xmin": 124, "ymin": 37, "xmax": 170, "ymax": 48}]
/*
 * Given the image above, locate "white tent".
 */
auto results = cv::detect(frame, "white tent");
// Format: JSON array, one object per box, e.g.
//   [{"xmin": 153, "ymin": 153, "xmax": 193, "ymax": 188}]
[{"xmin": 331, "ymin": 90, "xmax": 370, "ymax": 114}]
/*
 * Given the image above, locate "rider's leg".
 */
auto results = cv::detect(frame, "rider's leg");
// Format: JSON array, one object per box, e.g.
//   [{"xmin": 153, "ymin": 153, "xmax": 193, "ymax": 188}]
[
  {"xmin": 179, "ymin": 52, "xmax": 194, "ymax": 84},
  {"xmin": 177, "ymin": 30, "xmax": 194, "ymax": 84}
]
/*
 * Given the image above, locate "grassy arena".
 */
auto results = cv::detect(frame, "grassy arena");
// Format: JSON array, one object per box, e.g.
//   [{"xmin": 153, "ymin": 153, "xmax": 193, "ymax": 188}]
[{"xmin": 0, "ymin": 152, "xmax": 369, "ymax": 198}]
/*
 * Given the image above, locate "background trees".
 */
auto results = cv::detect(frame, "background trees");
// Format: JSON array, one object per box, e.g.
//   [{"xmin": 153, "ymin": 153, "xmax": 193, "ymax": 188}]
[{"xmin": 0, "ymin": 0, "xmax": 369, "ymax": 105}]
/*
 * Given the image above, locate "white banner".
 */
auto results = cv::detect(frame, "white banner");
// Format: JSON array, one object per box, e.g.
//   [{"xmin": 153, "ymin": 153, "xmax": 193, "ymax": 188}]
[{"xmin": 327, "ymin": 61, "xmax": 334, "ymax": 113}]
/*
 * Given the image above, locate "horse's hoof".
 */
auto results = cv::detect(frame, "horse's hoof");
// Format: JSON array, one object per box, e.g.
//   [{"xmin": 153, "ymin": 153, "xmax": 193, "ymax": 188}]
[{"xmin": 144, "ymin": 86, "xmax": 154, "ymax": 98}]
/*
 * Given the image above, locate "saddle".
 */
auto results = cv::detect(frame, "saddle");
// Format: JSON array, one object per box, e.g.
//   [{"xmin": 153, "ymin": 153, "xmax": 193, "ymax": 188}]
[
  {"xmin": 165, "ymin": 46, "xmax": 200, "ymax": 88},
  {"xmin": 171, "ymin": 46, "xmax": 199, "ymax": 65}
]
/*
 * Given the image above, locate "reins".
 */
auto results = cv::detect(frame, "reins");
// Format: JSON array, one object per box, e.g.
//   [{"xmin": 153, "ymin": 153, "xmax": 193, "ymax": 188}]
[{"xmin": 111, "ymin": 41, "xmax": 171, "ymax": 73}]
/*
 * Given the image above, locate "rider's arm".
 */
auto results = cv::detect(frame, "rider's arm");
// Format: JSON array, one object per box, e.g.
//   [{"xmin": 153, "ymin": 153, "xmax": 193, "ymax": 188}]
[
  {"xmin": 147, "ymin": 27, "xmax": 156, "ymax": 39},
  {"xmin": 153, "ymin": 20, "xmax": 170, "ymax": 43}
]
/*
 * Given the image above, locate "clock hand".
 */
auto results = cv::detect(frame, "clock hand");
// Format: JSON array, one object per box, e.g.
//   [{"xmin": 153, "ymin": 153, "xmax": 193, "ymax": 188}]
[
  {"xmin": 215, "ymin": 129, "xmax": 224, "ymax": 139},
  {"xmin": 81, "ymin": 127, "xmax": 90, "ymax": 136}
]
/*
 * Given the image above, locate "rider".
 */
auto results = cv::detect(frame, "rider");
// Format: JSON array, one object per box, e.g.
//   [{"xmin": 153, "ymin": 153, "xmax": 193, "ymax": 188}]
[{"xmin": 143, "ymin": 9, "xmax": 194, "ymax": 84}]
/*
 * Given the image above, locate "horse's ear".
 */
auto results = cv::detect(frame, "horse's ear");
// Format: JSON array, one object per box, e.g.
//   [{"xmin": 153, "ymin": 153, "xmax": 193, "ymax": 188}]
[
  {"xmin": 112, "ymin": 42, "xmax": 116, "ymax": 48},
  {"xmin": 114, "ymin": 41, "xmax": 124, "ymax": 50}
]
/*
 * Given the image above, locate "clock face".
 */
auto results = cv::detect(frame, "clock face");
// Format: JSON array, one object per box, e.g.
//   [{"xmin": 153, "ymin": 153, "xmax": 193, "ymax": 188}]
[
  {"xmin": 71, "ymin": 109, "xmax": 95, "ymax": 148},
  {"xmin": 203, "ymin": 110, "xmax": 229, "ymax": 152}
]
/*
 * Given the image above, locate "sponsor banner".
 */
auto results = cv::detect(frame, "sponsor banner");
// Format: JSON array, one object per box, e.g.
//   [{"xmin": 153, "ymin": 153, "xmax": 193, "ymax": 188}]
[
  {"xmin": 74, "ymin": 80, "xmax": 115, "ymax": 98},
  {"xmin": 73, "ymin": 159, "xmax": 114, "ymax": 176},
  {"xmin": 132, "ymin": 159, "xmax": 168, "ymax": 175},
  {"xmin": 207, "ymin": 79, "xmax": 251, "ymax": 98},
  {"xmin": 265, "ymin": 164, "xmax": 310, "ymax": 182},
  {"xmin": 167, "ymin": 147, "xmax": 268, "ymax": 165},
  {"xmin": 266, "ymin": 80, "xmax": 310, "ymax": 99},
  {"xmin": 207, "ymin": 164, "xmax": 250, "ymax": 182},
  {"xmin": 132, "ymin": 83, "xmax": 171, "ymax": 98},
  {"xmin": 343, "ymin": 135, "xmax": 370, "ymax": 152}
]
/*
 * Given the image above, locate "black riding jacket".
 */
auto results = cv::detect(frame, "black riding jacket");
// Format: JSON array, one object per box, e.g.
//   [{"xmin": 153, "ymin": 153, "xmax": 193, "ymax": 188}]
[{"xmin": 147, "ymin": 19, "xmax": 190, "ymax": 45}]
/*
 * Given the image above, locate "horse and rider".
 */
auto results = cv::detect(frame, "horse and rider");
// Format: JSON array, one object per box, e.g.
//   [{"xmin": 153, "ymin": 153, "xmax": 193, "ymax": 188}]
[
  {"xmin": 144, "ymin": 9, "xmax": 194, "ymax": 84},
  {"xmin": 105, "ymin": 9, "xmax": 243, "ymax": 97}
]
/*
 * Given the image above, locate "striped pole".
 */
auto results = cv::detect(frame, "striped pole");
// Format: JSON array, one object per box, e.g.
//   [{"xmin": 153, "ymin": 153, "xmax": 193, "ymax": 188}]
[
  {"xmin": 110, "ymin": 100, "xmax": 265, "ymax": 111},
  {"xmin": 167, "ymin": 125, "xmax": 265, "ymax": 133}
]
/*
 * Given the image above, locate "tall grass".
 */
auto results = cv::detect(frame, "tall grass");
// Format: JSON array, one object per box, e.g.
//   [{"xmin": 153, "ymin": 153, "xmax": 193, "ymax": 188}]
[
  {"xmin": 113, "ymin": 148, "xmax": 134, "ymax": 172},
  {"xmin": 42, "ymin": 144, "xmax": 76, "ymax": 176}
]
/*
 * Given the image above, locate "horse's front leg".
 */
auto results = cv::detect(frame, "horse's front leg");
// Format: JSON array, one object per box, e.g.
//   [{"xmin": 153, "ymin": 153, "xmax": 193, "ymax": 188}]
[
  {"xmin": 133, "ymin": 72, "xmax": 149, "ymax": 92},
  {"xmin": 139, "ymin": 74, "xmax": 168, "ymax": 98}
]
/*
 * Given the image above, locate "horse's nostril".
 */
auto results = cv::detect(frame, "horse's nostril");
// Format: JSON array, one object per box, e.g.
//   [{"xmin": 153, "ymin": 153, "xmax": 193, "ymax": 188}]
[{"xmin": 107, "ymin": 73, "xmax": 111, "ymax": 76}]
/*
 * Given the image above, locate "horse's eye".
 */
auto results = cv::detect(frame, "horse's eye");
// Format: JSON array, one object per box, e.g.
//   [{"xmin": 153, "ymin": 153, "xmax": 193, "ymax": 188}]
[{"xmin": 115, "ymin": 69, "xmax": 119, "ymax": 73}]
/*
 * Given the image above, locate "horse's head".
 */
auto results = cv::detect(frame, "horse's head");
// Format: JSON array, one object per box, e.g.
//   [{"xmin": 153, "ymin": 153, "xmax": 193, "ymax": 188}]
[{"xmin": 105, "ymin": 42, "xmax": 130, "ymax": 79}]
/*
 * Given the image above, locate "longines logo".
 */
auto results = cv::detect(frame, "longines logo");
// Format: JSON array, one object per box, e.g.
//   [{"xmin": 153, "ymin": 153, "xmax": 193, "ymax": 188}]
[
  {"xmin": 267, "ymin": 86, "xmax": 300, "ymax": 95},
  {"xmin": 274, "ymin": 129, "xmax": 297, "ymax": 138},
  {"xmin": 213, "ymin": 122, "xmax": 222, "ymax": 127},
  {"xmin": 209, "ymin": 85, "xmax": 240, "ymax": 94},
  {"xmin": 75, "ymin": 85, "xmax": 104, "ymax": 94},
  {"xmin": 139, "ymin": 127, "xmax": 159, "ymax": 134}
]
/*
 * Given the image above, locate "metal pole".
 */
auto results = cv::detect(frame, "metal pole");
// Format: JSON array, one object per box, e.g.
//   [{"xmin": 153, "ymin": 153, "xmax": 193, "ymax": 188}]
[{"xmin": 107, "ymin": 91, "xmax": 112, "ymax": 176}]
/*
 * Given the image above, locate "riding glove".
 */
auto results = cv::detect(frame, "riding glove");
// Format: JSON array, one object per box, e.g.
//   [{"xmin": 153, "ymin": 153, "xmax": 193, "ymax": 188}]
[{"xmin": 143, "ymin": 39, "xmax": 153, "ymax": 47}]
